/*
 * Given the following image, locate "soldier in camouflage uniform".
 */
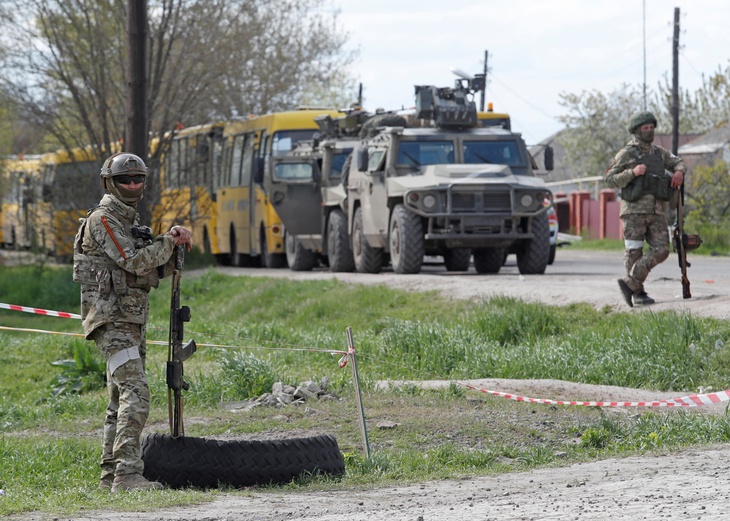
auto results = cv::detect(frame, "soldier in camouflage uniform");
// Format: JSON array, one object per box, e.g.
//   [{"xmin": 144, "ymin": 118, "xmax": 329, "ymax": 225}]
[
  {"xmin": 605, "ymin": 111, "xmax": 686, "ymax": 307},
  {"xmin": 72, "ymin": 153, "xmax": 192, "ymax": 492}
]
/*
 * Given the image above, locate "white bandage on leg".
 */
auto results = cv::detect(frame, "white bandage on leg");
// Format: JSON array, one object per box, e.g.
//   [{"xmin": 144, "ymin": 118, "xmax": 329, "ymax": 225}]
[
  {"xmin": 624, "ymin": 240, "xmax": 644, "ymax": 250},
  {"xmin": 107, "ymin": 347, "xmax": 141, "ymax": 376}
]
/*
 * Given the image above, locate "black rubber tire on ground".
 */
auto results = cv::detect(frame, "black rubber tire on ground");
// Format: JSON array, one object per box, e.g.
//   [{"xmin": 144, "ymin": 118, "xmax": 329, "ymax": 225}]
[
  {"xmin": 516, "ymin": 212, "xmax": 550, "ymax": 275},
  {"xmin": 473, "ymin": 247, "xmax": 505, "ymax": 274},
  {"xmin": 443, "ymin": 248, "xmax": 471, "ymax": 272},
  {"xmin": 285, "ymin": 232, "xmax": 317, "ymax": 271},
  {"xmin": 352, "ymin": 206, "xmax": 383, "ymax": 273},
  {"xmin": 141, "ymin": 433, "xmax": 345, "ymax": 489},
  {"xmin": 389, "ymin": 204, "xmax": 424, "ymax": 274},
  {"xmin": 548, "ymin": 243, "xmax": 556, "ymax": 265},
  {"xmin": 327, "ymin": 209, "xmax": 355, "ymax": 272}
]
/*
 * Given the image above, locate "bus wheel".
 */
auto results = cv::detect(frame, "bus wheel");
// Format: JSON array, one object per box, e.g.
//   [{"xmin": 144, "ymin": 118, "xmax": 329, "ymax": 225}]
[{"xmin": 142, "ymin": 433, "xmax": 345, "ymax": 489}]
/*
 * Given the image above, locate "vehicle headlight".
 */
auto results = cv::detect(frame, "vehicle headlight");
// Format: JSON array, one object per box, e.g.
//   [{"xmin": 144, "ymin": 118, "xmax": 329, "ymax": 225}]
[
  {"xmin": 422, "ymin": 194, "xmax": 437, "ymax": 210},
  {"xmin": 519, "ymin": 193, "xmax": 534, "ymax": 208}
]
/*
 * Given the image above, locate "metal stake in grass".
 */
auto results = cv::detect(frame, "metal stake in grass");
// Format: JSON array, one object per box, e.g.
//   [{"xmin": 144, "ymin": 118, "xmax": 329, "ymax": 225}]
[{"xmin": 346, "ymin": 326, "xmax": 371, "ymax": 459}]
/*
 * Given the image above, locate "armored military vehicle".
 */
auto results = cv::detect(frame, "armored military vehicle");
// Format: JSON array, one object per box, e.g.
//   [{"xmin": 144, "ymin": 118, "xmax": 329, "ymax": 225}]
[
  {"xmin": 346, "ymin": 79, "xmax": 554, "ymax": 275},
  {"xmin": 265, "ymin": 109, "xmax": 384, "ymax": 271}
]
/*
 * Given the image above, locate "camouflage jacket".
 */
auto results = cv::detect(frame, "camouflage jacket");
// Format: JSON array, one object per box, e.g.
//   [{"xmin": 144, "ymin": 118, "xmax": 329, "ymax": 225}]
[
  {"xmin": 605, "ymin": 138, "xmax": 687, "ymax": 217},
  {"xmin": 73, "ymin": 194, "xmax": 176, "ymax": 338}
]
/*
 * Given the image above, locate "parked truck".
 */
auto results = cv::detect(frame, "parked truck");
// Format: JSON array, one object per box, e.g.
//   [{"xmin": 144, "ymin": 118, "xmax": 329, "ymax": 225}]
[{"xmin": 346, "ymin": 78, "xmax": 554, "ymax": 275}]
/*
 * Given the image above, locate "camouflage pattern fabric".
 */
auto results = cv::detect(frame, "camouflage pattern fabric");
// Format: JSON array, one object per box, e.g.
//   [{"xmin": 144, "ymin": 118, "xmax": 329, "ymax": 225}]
[
  {"xmin": 621, "ymin": 213, "xmax": 671, "ymax": 291},
  {"xmin": 605, "ymin": 138, "xmax": 686, "ymax": 217},
  {"xmin": 72, "ymin": 193, "xmax": 175, "ymax": 481},
  {"xmin": 606, "ymin": 138, "xmax": 686, "ymax": 294},
  {"xmin": 92, "ymin": 322, "xmax": 149, "ymax": 478},
  {"xmin": 74, "ymin": 194, "xmax": 175, "ymax": 338}
]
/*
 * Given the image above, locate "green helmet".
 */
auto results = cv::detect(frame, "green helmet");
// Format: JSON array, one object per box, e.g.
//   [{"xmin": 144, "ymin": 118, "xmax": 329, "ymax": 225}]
[{"xmin": 628, "ymin": 111, "xmax": 657, "ymax": 134}]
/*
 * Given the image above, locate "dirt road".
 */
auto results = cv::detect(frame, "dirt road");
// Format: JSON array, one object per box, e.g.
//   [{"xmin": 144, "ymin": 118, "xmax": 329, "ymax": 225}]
[{"xmin": 11, "ymin": 249, "xmax": 730, "ymax": 520}]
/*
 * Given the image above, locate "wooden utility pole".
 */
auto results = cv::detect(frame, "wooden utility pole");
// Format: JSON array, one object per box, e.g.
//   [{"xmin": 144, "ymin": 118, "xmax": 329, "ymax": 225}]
[
  {"xmin": 126, "ymin": 0, "xmax": 148, "ymax": 218},
  {"xmin": 126, "ymin": 0, "xmax": 148, "ymax": 161},
  {"xmin": 480, "ymin": 50, "xmax": 488, "ymax": 112},
  {"xmin": 671, "ymin": 7, "xmax": 680, "ymax": 155}
]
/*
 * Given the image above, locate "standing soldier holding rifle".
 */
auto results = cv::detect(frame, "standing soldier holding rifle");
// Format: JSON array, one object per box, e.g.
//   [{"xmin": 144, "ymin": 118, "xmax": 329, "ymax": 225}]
[
  {"xmin": 605, "ymin": 111, "xmax": 687, "ymax": 307},
  {"xmin": 72, "ymin": 153, "xmax": 192, "ymax": 492}
]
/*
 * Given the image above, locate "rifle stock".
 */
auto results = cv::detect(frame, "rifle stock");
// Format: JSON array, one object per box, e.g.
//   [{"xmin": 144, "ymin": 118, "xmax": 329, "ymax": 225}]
[
  {"xmin": 674, "ymin": 191, "xmax": 691, "ymax": 299},
  {"xmin": 166, "ymin": 245, "xmax": 197, "ymax": 437}
]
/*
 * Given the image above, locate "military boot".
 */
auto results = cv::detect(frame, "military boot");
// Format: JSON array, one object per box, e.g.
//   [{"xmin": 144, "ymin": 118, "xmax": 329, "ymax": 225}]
[
  {"xmin": 99, "ymin": 473, "xmax": 114, "ymax": 490},
  {"xmin": 633, "ymin": 291, "xmax": 655, "ymax": 306},
  {"xmin": 111, "ymin": 473, "xmax": 163, "ymax": 493},
  {"xmin": 617, "ymin": 279, "xmax": 634, "ymax": 308}
]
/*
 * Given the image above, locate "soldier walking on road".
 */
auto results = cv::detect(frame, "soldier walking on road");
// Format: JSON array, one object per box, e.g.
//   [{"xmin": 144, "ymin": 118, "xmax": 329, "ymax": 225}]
[
  {"xmin": 72, "ymin": 153, "xmax": 192, "ymax": 492},
  {"xmin": 605, "ymin": 111, "xmax": 686, "ymax": 307}
]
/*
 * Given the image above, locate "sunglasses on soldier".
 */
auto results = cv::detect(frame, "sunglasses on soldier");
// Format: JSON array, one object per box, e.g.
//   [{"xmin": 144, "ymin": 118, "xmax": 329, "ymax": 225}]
[{"xmin": 115, "ymin": 174, "xmax": 146, "ymax": 185}]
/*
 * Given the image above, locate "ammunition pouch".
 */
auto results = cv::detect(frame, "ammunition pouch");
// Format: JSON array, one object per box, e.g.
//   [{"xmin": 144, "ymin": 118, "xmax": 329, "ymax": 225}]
[{"xmin": 621, "ymin": 173, "xmax": 672, "ymax": 202}]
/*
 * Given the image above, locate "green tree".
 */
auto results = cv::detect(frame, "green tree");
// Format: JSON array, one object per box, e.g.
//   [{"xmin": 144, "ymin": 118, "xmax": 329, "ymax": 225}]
[
  {"xmin": 684, "ymin": 160, "xmax": 730, "ymax": 250},
  {"xmin": 556, "ymin": 84, "xmax": 655, "ymax": 177}
]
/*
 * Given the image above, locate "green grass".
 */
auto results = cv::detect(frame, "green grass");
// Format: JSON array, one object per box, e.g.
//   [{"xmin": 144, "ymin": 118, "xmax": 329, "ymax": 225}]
[{"xmin": 2, "ymin": 264, "xmax": 730, "ymax": 516}]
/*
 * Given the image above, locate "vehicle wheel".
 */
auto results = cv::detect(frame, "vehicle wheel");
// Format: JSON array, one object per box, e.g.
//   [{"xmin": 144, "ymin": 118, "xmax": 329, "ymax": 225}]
[
  {"xmin": 548, "ymin": 244, "xmax": 556, "ymax": 265},
  {"xmin": 327, "ymin": 209, "xmax": 355, "ymax": 272},
  {"xmin": 443, "ymin": 248, "xmax": 471, "ymax": 272},
  {"xmin": 230, "ymin": 226, "xmax": 244, "ymax": 267},
  {"xmin": 516, "ymin": 212, "xmax": 550, "ymax": 275},
  {"xmin": 261, "ymin": 229, "xmax": 287, "ymax": 268},
  {"xmin": 352, "ymin": 207, "xmax": 383, "ymax": 273},
  {"xmin": 284, "ymin": 231, "xmax": 316, "ymax": 271},
  {"xmin": 473, "ymin": 248, "xmax": 505, "ymax": 274},
  {"xmin": 141, "ymin": 433, "xmax": 345, "ymax": 489},
  {"xmin": 389, "ymin": 204, "xmax": 424, "ymax": 274}
]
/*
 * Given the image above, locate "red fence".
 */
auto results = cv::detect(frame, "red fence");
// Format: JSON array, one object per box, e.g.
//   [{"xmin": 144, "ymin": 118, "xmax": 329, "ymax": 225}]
[{"xmin": 554, "ymin": 189, "xmax": 622, "ymax": 240}]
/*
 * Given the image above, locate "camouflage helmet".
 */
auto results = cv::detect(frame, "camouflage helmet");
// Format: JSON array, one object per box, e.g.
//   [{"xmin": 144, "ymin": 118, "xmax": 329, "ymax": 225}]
[
  {"xmin": 100, "ymin": 153, "xmax": 148, "ymax": 205},
  {"xmin": 628, "ymin": 111, "xmax": 658, "ymax": 134}
]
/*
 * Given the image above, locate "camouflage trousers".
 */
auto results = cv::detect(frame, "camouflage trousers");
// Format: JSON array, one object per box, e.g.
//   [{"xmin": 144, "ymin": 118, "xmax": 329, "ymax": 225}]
[
  {"xmin": 90, "ymin": 322, "xmax": 149, "ymax": 479},
  {"xmin": 621, "ymin": 212, "xmax": 671, "ymax": 292}
]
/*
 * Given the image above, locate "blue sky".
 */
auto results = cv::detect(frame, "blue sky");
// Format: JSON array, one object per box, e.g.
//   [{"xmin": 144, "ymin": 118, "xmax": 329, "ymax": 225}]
[{"xmin": 331, "ymin": 0, "xmax": 730, "ymax": 144}]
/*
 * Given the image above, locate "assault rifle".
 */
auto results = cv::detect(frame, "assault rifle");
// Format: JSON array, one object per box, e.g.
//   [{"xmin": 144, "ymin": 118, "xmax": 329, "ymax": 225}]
[
  {"xmin": 167, "ymin": 245, "xmax": 196, "ymax": 437},
  {"xmin": 673, "ymin": 187, "xmax": 702, "ymax": 299}
]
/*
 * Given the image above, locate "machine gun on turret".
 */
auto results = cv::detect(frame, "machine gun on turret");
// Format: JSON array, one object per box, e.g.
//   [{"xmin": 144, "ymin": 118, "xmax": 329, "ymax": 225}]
[{"xmin": 414, "ymin": 69, "xmax": 485, "ymax": 130}]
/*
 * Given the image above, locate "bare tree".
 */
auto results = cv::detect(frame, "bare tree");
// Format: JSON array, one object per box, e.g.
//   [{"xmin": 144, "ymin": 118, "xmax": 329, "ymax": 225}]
[{"xmin": 0, "ymin": 0, "xmax": 356, "ymax": 159}]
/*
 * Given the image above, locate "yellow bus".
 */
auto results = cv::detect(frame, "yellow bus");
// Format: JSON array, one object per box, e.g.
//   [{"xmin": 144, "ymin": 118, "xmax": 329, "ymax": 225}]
[
  {"xmin": 1, "ymin": 155, "xmax": 43, "ymax": 250},
  {"xmin": 478, "ymin": 105, "xmax": 511, "ymax": 129},
  {"xmin": 153, "ymin": 122, "xmax": 225, "ymax": 255},
  {"xmin": 36, "ymin": 146, "xmax": 112, "ymax": 259},
  {"xmin": 215, "ymin": 109, "xmax": 340, "ymax": 267}
]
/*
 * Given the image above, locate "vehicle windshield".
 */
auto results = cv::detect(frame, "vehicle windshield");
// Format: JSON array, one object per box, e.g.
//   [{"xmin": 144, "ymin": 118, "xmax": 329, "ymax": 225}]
[
  {"xmin": 331, "ymin": 151, "xmax": 352, "ymax": 178},
  {"xmin": 396, "ymin": 141, "xmax": 454, "ymax": 167},
  {"xmin": 463, "ymin": 141, "xmax": 523, "ymax": 166}
]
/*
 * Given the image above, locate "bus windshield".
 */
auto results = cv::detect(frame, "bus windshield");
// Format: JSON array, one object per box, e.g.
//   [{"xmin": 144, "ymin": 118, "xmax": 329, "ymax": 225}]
[{"xmin": 272, "ymin": 130, "xmax": 317, "ymax": 156}]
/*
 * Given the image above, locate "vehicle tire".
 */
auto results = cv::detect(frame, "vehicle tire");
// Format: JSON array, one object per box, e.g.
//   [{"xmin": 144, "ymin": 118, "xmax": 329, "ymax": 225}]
[
  {"xmin": 389, "ymin": 204, "xmax": 424, "ymax": 274},
  {"xmin": 141, "ymin": 433, "xmax": 345, "ymax": 489},
  {"xmin": 443, "ymin": 248, "xmax": 471, "ymax": 272},
  {"xmin": 548, "ymin": 243, "xmax": 556, "ymax": 265},
  {"xmin": 261, "ymin": 229, "xmax": 287, "ymax": 269},
  {"xmin": 516, "ymin": 212, "xmax": 550, "ymax": 275},
  {"xmin": 285, "ymin": 231, "xmax": 316, "ymax": 271},
  {"xmin": 352, "ymin": 206, "xmax": 383, "ymax": 273},
  {"xmin": 327, "ymin": 209, "xmax": 355, "ymax": 272},
  {"xmin": 473, "ymin": 248, "xmax": 504, "ymax": 274},
  {"xmin": 230, "ymin": 226, "xmax": 244, "ymax": 267}
]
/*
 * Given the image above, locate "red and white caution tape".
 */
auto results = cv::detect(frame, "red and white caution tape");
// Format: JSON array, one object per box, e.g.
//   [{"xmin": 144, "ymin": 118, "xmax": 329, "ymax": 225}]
[
  {"xmin": 460, "ymin": 382, "xmax": 730, "ymax": 408},
  {"xmin": 0, "ymin": 302, "xmax": 81, "ymax": 319}
]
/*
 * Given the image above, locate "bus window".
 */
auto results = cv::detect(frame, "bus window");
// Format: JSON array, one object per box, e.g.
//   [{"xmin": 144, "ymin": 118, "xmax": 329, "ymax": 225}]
[
  {"xmin": 241, "ymin": 133, "xmax": 254, "ymax": 186},
  {"xmin": 271, "ymin": 130, "xmax": 317, "ymax": 157}
]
